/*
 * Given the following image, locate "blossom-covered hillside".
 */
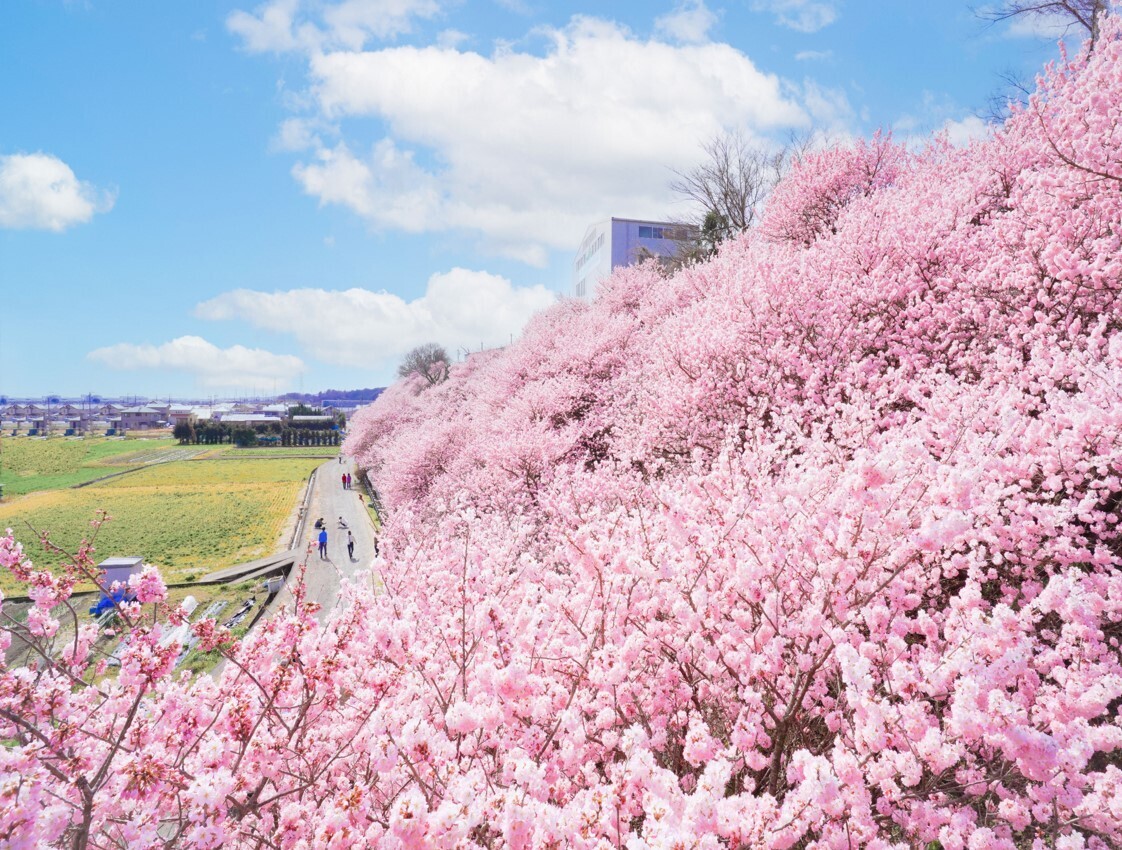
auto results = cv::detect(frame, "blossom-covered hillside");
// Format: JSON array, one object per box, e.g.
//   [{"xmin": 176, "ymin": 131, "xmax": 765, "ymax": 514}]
[
  {"xmin": 343, "ymin": 23, "xmax": 1122, "ymax": 849},
  {"xmin": 3, "ymin": 19, "xmax": 1121, "ymax": 850}
]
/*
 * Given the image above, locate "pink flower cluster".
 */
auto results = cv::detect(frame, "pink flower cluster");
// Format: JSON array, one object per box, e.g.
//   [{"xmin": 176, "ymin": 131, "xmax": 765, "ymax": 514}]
[{"xmin": 3, "ymin": 18, "xmax": 1122, "ymax": 848}]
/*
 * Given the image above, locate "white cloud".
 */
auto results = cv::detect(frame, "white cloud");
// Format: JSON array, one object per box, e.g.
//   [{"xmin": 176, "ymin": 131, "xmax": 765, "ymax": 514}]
[
  {"xmin": 227, "ymin": 0, "xmax": 304, "ymax": 52},
  {"xmin": 893, "ymin": 92, "xmax": 993, "ymax": 150},
  {"xmin": 289, "ymin": 16, "xmax": 810, "ymax": 261},
  {"xmin": 942, "ymin": 114, "xmax": 992, "ymax": 147},
  {"xmin": 293, "ymin": 138, "xmax": 440, "ymax": 230},
  {"xmin": 323, "ymin": 0, "xmax": 442, "ymax": 48},
  {"xmin": 750, "ymin": 0, "xmax": 838, "ymax": 33},
  {"xmin": 228, "ymin": 0, "xmax": 442, "ymax": 53},
  {"xmin": 194, "ymin": 268, "xmax": 557, "ymax": 367},
  {"xmin": 654, "ymin": 0, "xmax": 718, "ymax": 44},
  {"xmin": 436, "ymin": 28, "xmax": 469, "ymax": 48},
  {"xmin": 272, "ymin": 117, "xmax": 331, "ymax": 152},
  {"xmin": 87, "ymin": 336, "xmax": 305, "ymax": 390},
  {"xmin": 794, "ymin": 48, "xmax": 832, "ymax": 61},
  {"xmin": 800, "ymin": 78, "xmax": 854, "ymax": 136},
  {"xmin": 0, "ymin": 152, "xmax": 115, "ymax": 231}
]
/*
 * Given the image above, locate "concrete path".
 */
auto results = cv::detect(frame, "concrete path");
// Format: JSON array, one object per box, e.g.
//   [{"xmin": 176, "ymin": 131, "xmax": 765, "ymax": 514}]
[{"xmin": 292, "ymin": 456, "xmax": 380, "ymax": 624}]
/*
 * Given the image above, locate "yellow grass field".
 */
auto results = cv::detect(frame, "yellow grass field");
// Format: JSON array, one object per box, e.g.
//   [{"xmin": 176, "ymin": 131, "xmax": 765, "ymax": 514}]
[{"xmin": 0, "ymin": 457, "xmax": 320, "ymax": 594}]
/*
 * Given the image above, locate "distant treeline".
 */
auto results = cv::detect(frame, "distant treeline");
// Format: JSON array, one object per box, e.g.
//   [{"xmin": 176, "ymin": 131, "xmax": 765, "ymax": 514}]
[{"xmin": 173, "ymin": 421, "xmax": 341, "ymax": 447}]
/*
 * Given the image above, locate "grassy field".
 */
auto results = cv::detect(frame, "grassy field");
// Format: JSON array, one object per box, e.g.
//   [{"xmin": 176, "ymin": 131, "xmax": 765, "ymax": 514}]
[
  {"xmin": 0, "ymin": 456, "xmax": 320, "ymax": 594},
  {"xmin": 0, "ymin": 436, "xmax": 336, "ymax": 495},
  {"xmin": 0, "ymin": 436, "xmax": 187, "ymax": 496},
  {"xmin": 202, "ymin": 445, "xmax": 341, "ymax": 459}
]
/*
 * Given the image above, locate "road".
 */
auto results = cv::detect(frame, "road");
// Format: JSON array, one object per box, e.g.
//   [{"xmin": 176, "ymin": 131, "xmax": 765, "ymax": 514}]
[{"xmin": 293, "ymin": 456, "xmax": 380, "ymax": 623}]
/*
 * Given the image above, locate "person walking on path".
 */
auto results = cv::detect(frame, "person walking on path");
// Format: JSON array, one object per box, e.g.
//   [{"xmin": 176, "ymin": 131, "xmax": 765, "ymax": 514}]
[
  {"xmin": 347, "ymin": 529, "xmax": 355, "ymax": 560},
  {"xmin": 318, "ymin": 527, "xmax": 328, "ymax": 560},
  {"xmin": 341, "ymin": 472, "xmax": 347, "ymax": 489},
  {"xmin": 298, "ymin": 456, "xmax": 380, "ymax": 625}
]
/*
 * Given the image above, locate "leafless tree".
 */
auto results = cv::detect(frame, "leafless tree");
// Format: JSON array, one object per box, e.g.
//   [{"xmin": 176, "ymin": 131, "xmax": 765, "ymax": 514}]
[
  {"xmin": 978, "ymin": 1, "xmax": 1110, "ymax": 49},
  {"xmin": 398, "ymin": 343, "xmax": 450, "ymax": 387},
  {"xmin": 671, "ymin": 131, "xmax": 785, "ymax": 239},
  {"xmin": 668, "ymin": 132, "xmax": 812, "ymax": 266}
]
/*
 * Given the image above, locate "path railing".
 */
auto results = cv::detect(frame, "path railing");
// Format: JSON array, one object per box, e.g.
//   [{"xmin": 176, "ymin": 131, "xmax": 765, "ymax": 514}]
[{"xmin": 288, "ymin": 466, "xmax": 318, "ymax": 549}]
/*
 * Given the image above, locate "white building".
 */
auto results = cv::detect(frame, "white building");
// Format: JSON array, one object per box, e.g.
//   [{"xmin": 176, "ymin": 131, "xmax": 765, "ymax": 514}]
[{"xmin": 572, "ymin": 218, "xmax": 693, "ymax": 301}]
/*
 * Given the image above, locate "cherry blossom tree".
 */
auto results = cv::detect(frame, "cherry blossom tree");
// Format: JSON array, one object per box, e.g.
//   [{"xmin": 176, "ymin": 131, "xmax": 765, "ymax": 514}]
[{"xmin": 4, "ymin": 15, "xmax": 1122, "ymax": 848}]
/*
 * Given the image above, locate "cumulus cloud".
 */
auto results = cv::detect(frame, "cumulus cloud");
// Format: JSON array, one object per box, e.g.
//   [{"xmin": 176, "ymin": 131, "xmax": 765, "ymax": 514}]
[
  {"xmin": 293, "ymin": 139, "xmax": 440, "ymax": 231},
  {"xmin": 194, "ymin": 268, "xmax": 557, "ymax": 367},
  {"xmin": 894, "ymin": 92, "xmax": 993, "ymax": 150},
  {"xmin": 941, "ymin": 114, "xmax": 992, "ymax": 146},
  {"xmin": 654, "ymin": 0, "xmax": 718, "ymax": 44},
  {"xmin": 801, "ymin": 78, "xmax": 855, "ymax": 136},
  {"xmin": 228, "ymin": 0, "xmax": 442, "ymax": 53},
  {"xmin": 750, "ymin": 0, "xmax": 838, "ymax": 33},
  {"xmin": 272, "ymin": 116, "xmax": 333, "ymax": 152},
  {"xmin": 435, "ymin": 28, "xmax": 469, "ymax": 48},
  {"xmin": 87, "ymin": 336, "xmax": 305, "ymax": 389},
  {"xmin": 284, "ymin": 16, "xmax": 810, "ymax": 262},
  {"xmin": 0, "ymin": 152, "xmax": 115, "ymax": 231}
]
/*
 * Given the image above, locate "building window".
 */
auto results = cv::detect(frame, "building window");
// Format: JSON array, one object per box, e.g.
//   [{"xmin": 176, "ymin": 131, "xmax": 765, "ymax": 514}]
[
  {"xmin": 575, "ymin": 232, "xmax": 606, "ymax": 272},
  {"xmin": 638, "ymin": 225, "xmax": 652, "ymax": 237}
]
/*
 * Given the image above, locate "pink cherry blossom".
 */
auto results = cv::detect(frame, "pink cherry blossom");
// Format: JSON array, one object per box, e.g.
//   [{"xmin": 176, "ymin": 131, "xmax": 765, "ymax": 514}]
[{"xmin": 4, "ymin": 16, "xmax": 1122, "ymax": 847}]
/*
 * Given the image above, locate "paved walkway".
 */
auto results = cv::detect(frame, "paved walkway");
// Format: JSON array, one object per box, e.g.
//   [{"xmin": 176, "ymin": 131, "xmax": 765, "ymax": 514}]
[{"xmin": 293, "ymin": 456, "xmax": 380, "ymax": 623}]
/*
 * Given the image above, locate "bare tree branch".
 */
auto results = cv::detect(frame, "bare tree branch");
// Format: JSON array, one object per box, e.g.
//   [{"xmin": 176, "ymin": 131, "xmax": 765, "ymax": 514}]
[
  {"xmin": 398, "ymin": 343, "xmax": 451, "ymax": 387},
  {"xmin": 670, "ymin": 131, "xmax": 782, "ymax": 236},
  {"xmin": 668, "ymin": 131, "xmax": 812, "ymax": 268},
  {"xmin": 976, "ymin": 1, "xmax": 1110, "ymax": 48}
]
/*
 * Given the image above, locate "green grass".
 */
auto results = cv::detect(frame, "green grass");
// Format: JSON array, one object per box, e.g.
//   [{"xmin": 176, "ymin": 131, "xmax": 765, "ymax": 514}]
[
  {"xmin": 81, "ymin": 439, "xmax": 177, "ymax": 464},
  {"xmin": 1, "ymin": 467, "xmax": 131, "ymax": 494},
  {"xmin": 0, "ymin": 436, "xmax": 181, "ymax": 496}
]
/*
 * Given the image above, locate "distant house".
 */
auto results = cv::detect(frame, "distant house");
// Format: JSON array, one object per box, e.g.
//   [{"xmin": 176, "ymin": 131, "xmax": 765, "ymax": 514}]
[
  {"xmin": 118, "ymin": 406, "xmax": 166, "ymax": 430},
  {"xmin": 572, "ymin": 217, "xmax": 694, "ymax": 301},
  {"xmin": 167, "ymin": 406, "xmax": 196, "ymax": 428}
]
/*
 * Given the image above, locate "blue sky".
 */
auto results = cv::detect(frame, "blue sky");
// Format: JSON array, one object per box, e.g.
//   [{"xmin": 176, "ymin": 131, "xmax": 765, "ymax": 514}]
[{"xmin": 0, "ymin": 0, "xmax": 1077, "ymax": 399}]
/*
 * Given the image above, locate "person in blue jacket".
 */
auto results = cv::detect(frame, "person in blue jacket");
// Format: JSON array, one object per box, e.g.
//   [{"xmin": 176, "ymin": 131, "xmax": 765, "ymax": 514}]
[{"xmin": 318, "ymin": 527, "xmax": 328, "ymax": 560}]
